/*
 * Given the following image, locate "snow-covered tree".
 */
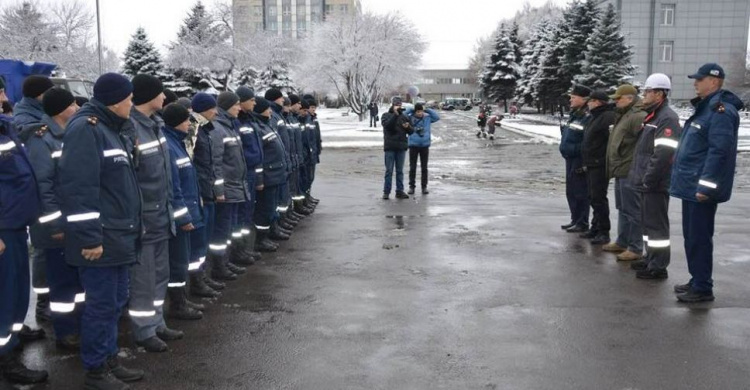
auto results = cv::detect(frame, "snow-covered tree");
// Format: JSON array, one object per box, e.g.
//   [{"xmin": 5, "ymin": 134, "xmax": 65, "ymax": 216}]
[
  {"xmin": 575, "ymin": 4, "xmax": 634, "ymax": 90},
  {"xmin": 122, "ymin": 27, "xmax": 164, "ymax": 78},
  {"xmin": 0, "ymin": 1, "xmax": 58, "ymax": 61},
  {"xmin": 298, "ymin": 12, "xmax": 424, "ymax": 121},
  {"xmin": 536, "ymin": 21, "xmax": 568, "ymax": 114},
  {"xmin": 515, "ymin": 19, "xmax": 550, "ymax": 107},
  {"xmin": 558, "ymin": 0, "xmax": 599, "ymax": 93},
  {"xmin": 480, "ymin": 25, "xmax": 521, "ymax": 111}
]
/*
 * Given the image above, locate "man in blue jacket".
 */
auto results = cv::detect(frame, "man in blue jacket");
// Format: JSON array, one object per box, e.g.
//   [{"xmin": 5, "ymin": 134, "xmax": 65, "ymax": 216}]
[
  {"xmin": 559, "ymin": 85, "xmax": 592, "ymax": 233},
  {"xmin": 0, "ymin": 103, "xmax": 48, "ymax": 386},
  {"xmin": 670, "ymin": 63, "xmax": 743, "ymax": 303},
  {"xmin": 25, "ymin": 88, "xmax": 84, "ymax": 351},
  {"xmin": 58, "ymin": 73, "xmax": 145, "ymax": 390},
  {"xmin": 236, "ymin": 86, "xmax": 265, "ymax": 263},
  {"xmin": 405, "ymin": 103, "xmax": 439, "ymax": 195},
  {"xmin": 13, "ymin": 75, "xmax": 55, "ymax": 325}
]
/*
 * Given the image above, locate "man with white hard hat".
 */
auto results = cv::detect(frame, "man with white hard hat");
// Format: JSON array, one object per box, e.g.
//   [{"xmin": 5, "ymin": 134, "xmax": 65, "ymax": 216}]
[{"xmin": 627, "ymin": 74, "xmax": 682, "ymax": 280}]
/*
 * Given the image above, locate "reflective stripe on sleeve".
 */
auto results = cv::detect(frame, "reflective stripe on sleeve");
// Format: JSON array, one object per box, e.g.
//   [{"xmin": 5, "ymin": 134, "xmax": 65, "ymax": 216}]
[
  {"xmin": 698, "ymin": 180, "xmax": 718, "ymax": 189},
  {"xmin": 51, "ymin": 150, "xmax": 62, "ymax": 159},
  {"xmin": 255, "ymin": 168, "xmax": 264, "ymax": 173},
  {"xmin": 168, "ymin": 282, "xmax": 186, "ymax": 288},
  {"xmin": 0, "ymin": 141, "xmax": 16, "ymax": 151},
  {"xmin": 0, "ymin": 334, "xmax": 11, "ymax": 346},
  {"xmin": 176, "ymin": 157, "xmax": 191, "ymax": 166},
  {"xmin": 75, "ymin": 293, "xmax": 86, "ymax": 303},
  {"xmin": 39, "ymin": 211, "xmax": 62, "ymax": 224},
  {"xmin": 103, "ymin": 149, "xmax": 127, "ymax": 157},
  {"xmin": 654, "ymin": 138, "xmax": 678, "ymax": 149},
  {"xmin": 12, "ymin": 323, "xmax": 23, "ymax": 332},
  {"xmin": 173, "ymin": 208, "xmax": 189, "ymax": 218},
  {"xmin": 214, "ymin": 179, "xmax": 225, "ymax": 186},
  {"xmin": 67, "ymin": 212, "xmax": 100, "ymax": 222},
  {"xmin": 50, "ymin": 302, "xmax": 76, "ymax": 313}
]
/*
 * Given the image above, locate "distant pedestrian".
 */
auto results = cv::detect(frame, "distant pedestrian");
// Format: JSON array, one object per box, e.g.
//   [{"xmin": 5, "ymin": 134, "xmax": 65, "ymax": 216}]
[
  {"xmin": 627, "ymin": 74, "xmax": 682, "ymax": 280},
  {"xmin": 559, "ymin": 85, "xmax": 592, "ymax": 233},
  {"xmin": 369, "ymin": 102, "xmax": 379, "ymax": 128},
  {"xmin": 381, "ymin": 97, "xmax": 413, "ymax": 200},
  {"xmin": 670, "ymin": 63, "xmax": 743, "ymax": 303},
  {"xmin": 476, "ymin": 109, "xmax": 487, "ymax": 138},
  {"xmin": 405, "ymin": 103, "xmax": 440, "ymax": 195},
  {"xmin": 487, "ymin": 114, "xmax": 503, "ymax": 141},
  {"xmin": 509, "ymin": 103, "xmax": 519, "ymax": 118},
  {"xmin": 580, "ymin": 90, "xmax": 616, "ymax": 245}
]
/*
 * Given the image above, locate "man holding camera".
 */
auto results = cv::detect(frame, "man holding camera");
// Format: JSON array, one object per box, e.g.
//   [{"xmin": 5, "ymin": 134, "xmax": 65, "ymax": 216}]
[
  {"xmin": 405, "ymin": 103, "xmax": 440, "ymax": 195},
  {"xmin": 381, "ymin": 97, "xmax": 413, "ymax": 200}
]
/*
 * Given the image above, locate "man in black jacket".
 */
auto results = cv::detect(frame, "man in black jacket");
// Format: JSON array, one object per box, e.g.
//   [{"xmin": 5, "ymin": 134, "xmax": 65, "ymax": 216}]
[
  {"xmin": 369, "ymin": 102, "xmax": 379, "ymax": 128},
  {"xmin": 581, "ymin": 90, "xmax": 616, "ymax": 245},
  {"xmin": 381, "ymin": 97, "xmax": 413, "ymax": 200}
]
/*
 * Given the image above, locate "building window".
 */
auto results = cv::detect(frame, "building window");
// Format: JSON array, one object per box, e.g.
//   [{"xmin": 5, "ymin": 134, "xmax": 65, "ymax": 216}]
[
  {"xmin": 339, "ymin": 4, "xmax": 348, "ymax": 13},
  {"xmin": 268, "ymin": 20, "xmax": 278, "ymax": 31},
  {"xmin": 325, "ymin": 4, "xmax": 334, "ymax": 15},
  {"xmin": 297, "ymin": 21, "xmax": 306, "ymax": 31},
  {"xmin": 661, "ymin": 4, "xmax": 675, "ymax": 26},
  {"xmin": 268, "ymin": 6, "xmax": 277, "ymax": 17},
  {"xmin": 297, "ymin": 5, "xmax": 306, "ymax": 18},
  {"xmin": 452, "ymin": 78, "xmax": 462, "ymax": 84},
  {"xmin": 659, "ymin": 41, "xmax": 673, "ymax": 62},
  {"xmin": 282, "ymin": 4, "xmax": 291, "ymax": 16},
  {"xmin": 253, "ymin": 6, "xmax": 263, "ymax": 17}
]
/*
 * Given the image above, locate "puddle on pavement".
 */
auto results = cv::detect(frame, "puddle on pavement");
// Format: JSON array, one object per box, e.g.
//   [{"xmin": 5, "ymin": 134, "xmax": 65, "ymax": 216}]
[{"xmin": 385, "ymin": 215, "xmax": 426, "ymax": 230}]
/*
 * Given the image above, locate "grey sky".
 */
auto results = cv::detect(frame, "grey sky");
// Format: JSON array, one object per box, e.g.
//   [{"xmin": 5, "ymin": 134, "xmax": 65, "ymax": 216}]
[{"xmin": 86, "ymin": 0, "xmax": 568, "ymax": 69}]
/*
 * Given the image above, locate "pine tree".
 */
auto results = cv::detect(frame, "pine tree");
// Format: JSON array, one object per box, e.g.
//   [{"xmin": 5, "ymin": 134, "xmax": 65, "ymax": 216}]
[
  {"xmin": 537, "ymin": 22, "xmax": 567, "ymax": 114},
  {"xmin": 256, "ymin": 63, "xmax": 296, "ymax": 93},
  {"xmin": 515, "ymin": 20, "xmax": 548, "ymax": 107},
  {"xmin": 575, "ymin": 4, "xmax": 635, "ymax": 90},
  {"xmin": 480, "ymin": 25, "xmax": 521, "ymax": 111},
  {"xmin": 558, "ymin": 0, "xmax": 599, "ymax": 92},
  {"xmin": 174, "ymin": 1, "xmax": 225, "ymax": 47},
  {"xmin": 122, "ymin": 27, "xmax": 164, "ymax": 77}
]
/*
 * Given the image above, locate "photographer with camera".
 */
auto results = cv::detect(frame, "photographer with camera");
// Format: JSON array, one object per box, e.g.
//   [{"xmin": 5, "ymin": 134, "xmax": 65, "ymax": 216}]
[
  {"xmin": 381, "ymin": 97, "xmax": 413, "ymax": 200},
  {"xmin": 405, "ymin": 103, "xmax": 440, "ymax": 195}
]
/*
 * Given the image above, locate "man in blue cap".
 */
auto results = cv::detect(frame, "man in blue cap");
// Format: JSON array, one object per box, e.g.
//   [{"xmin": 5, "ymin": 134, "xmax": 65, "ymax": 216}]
[{"xmin": 670, "ymin": 63, "xmax": 743, "ymax": 303}]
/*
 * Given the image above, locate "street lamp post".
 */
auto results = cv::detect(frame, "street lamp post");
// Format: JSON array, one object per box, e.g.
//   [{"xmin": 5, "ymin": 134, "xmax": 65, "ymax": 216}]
[{"xmin": 96, "ymin": 0, "xmax": 103, "ymax": 75}]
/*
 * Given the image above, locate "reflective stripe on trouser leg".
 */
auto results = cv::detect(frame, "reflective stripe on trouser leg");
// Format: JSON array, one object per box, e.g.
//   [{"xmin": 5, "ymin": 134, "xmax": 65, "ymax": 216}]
[
  {"xmin": 129, "ymin": 240, "xmax": 169, "ymax": 341},
  {"xmin": 211, "ymin": 203, "xmax": 234, "ymax": 255},
  {"xmin": 254, "ymin": 184, "xmax": 279, "ymax": 233},
  {"xmin": 0, "ymin": 230, "xmax": 30, "ymax": 354},
  {"xmin": 168, "ymin": 230, "xmax": 190, "ymax": 287},
  {"xmin": 45, "ymin": 248, "xmax": 84, "ymax": 339},
  {"xmin": 189, "ymin": 227, "xmax": 208, "ymax": 273},
  {"xmin": 642, "ymin": 192, "xmax": 670, "ymax": 271}
]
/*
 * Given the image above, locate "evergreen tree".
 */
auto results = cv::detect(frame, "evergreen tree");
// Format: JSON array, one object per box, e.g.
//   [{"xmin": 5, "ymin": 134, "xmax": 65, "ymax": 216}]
[
  {"xmin": 558, "ymin": 0, "xmax": 599, "ymax": 92},
  {"xmin": 174, "ymin": 1, "xmax": 225, "ymax": 47},
  {"xmin": 256, "ymin": 63, "xmax": 296, "ymax": 93},
  {"xmin": 575, "ymin": 4, "xmax": 635, "ymax": 90},
  {"xmin": 536, "ymin": 22, "xmax": 567, "ymax": 114},
  {"xmin": 515, "ymin": 20, "xmax": 548, "ymax": 107},
  {"xmin": 122, "ymin": 27, "xmax": 164, "ymax": 77},
  {"xmin": 480, "ymin": 25, "xmax": 521, "ymax": 111}
]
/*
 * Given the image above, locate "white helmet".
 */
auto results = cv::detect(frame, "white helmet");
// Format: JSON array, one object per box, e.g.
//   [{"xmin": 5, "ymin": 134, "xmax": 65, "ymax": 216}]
[{"xmin": 644, "ymin": 73, "xmax": 672, "ymax": 90}]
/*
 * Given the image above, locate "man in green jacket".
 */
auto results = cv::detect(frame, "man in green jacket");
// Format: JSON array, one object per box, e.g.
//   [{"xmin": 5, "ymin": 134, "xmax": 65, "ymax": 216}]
[{"xmin": 603, "ymin": 85, "xmax": 647, "ymax": 261}]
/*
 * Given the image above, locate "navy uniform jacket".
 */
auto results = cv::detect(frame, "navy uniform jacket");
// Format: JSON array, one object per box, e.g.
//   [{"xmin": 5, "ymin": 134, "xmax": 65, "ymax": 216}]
[
  {"xmin": 254, "ymin": 114, "xmax": 288, "ymax": 187},
  {"xmin": 298, "ymin": 114, "xmax": 313, "ymax": 165},
  {"xmin": 559, "ymin": 108, "xmax": 591, "ymax": 161},
  {"xmin": 58, "ymin": 99, "xmax": 142, "ymax": 267},
  {"xmin": 270, "ymin": 103, "xmax": 293, "ymax": 174},
  {"xmin": 237, "ymin": 111, "xmax": 264, "ymax": 185},
  {"xmin": 13, "ymin": 97, "xmax": 44, "ymax": 141},
  {"xmin": 0, "ymin": 119, "xmax": 39, "ymax": 231},
  {"xmin": 312, "ymin": 113, "xmax": 322, "ymax": 164},
  {"xmin": 164, "ymin": 125, "xmax": 204, "ymax": 230},
  {"xmin": 26, "ymin": 116, "xmax": 66, "ymax": 248},
  {"xmin": 287, "ymin": 112, "xmax": 305, "ymax": 169},
  {"xmin": 128, "ymin": 108, "xmax": 174, "ymax": 243},
  {"xmin": 671, "ymin": 90, "xmax": 744, "ymax": 203},
  {"xmin": 628, "ymin": 101, "xmax": 682, "ymax": 193},
  {"xmin": 212, "ymin": 109, "xmax": 250, "ymax": 203}
]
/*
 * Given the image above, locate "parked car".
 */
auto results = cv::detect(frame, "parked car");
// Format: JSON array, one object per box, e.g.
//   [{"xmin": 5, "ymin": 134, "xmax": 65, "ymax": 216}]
[
  {"xmin": 51, "ymin": 77, "xmax": 94, "ymax": 99},
  {"xmin": 441, "ymin": 98, "xmax": 472, "ymax": 111}
]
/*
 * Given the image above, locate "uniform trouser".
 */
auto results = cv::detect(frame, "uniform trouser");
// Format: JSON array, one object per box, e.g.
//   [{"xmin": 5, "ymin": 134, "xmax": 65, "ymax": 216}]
[
  {"xmin": 255, "ymin": 185, "xmax": 280, "ymax": 234},
  {"xmin": 129, "ymin": 239, "xmax": 170, "ymax": 342},
  {"xmin": 78, "ymin": 265, "xmax": 129, "ymax": 370},
  {"xmin": 310, "ymin": 162, "xmax": 317, "ymax": 190},
  {"xmin": 188, "ymin": 226, "xmax": 207, "ymax": 273},
  {"xmin": 615, "ymin": 178, "xmax": 643, "ymax": 253},
  {"xmin": 408, "ymin": 146, "xmax": 429, "ymax": 190},
  {"xmin": 46, "ymin": 248, "xmax": 84, "ymax": 338},
  {"xmin": 290, "ymin": 168, "xmax": 304, "ymax": 201},
  {"xmin": 203, "ymin": 200, "xmax": 216, "ymax": 255},
  {"xmin": 564, "ymin": 158, "xmax": 590, "ymax": 227},
  {"xmin": 586, "ymin": 166, "xmax": 610, "ymax": 233},
  {"xmin": 641, "ymin": 192, "xmax": 670, "ymax": 271},
  {"xmin": 299, "ymin": 162, "xmax": 311, "ymax": 194},
  {"xmin": 32, "ymin": 249, "xmax": 49, "ymax": 297},
  {"xmin": 0, "ymin": 230, "xmax": 30, "ymax": 356},
  {"xmin": 229, "ymin": 202, "xmax": 242, "ymax": 245},
  {"xmin": 168, "ymin": 231, "xmax": 189, "ymax": 288},
  {"xmin": 211, "ymin": 203, "xmax": 239, "ymax": 257},
  {"xmin": 682, "ymin": 200, "xmax": 718, "ymax": 293},
  {"xmin": 276, "ymin": 182, "xmax": 291, "ymax": 217}
]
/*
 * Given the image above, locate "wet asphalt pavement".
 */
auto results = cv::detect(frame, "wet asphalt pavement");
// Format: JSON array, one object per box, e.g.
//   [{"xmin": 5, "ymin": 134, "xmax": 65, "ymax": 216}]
[{"xmin": 14, "ymin": 112, "xmax": 750, "ymax": 390}]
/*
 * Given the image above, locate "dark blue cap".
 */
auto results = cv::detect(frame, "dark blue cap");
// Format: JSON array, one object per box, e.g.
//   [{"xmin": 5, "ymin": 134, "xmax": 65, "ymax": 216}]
[
  {"xmin": 688, "ymin": 63, "xmax": 725, "ymax": 80},
  {"xmin": 191, "ymin": 92, "xmax": 217, "ymax": 114},
  {"xmin": 94, "ymin": 73, "xmax": 133, "ymax": 106}
]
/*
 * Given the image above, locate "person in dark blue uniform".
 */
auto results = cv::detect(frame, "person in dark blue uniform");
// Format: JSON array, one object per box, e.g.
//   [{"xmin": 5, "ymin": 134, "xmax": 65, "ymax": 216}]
[
  {"xmin": 25, "ymin": 88, "xmax": 84, "ymax": 351},
  {"xmin": 559, "ymin": 85, "xmax": 592, "ymax": 233},
  {"xmin": 670, "ymin": 63, "xmax": 743, "ymax": 303},
  {"xmin": 265, "ymin": 89, "xmax": 294, "ymax": 240},
  {"xmin": 306, "ymin": 98, "xmax": 322, "ymax": 207},
  {"xmin": 58, "ymin": 73, "xmax": 145, "ymax": 390},
  {"xmin": 235, "ymin": 86, "xmax": 264, "ymax": 263},
  {"xmin": 162, "ymin": 103, "xmax": 207, "ymax": 321},
  {"xmin": 0, "ymin": 98, "xmax": 48, "ymax": 387},
  {"xmin": 252, "ymin": 98, "xmax": 288, "ymax": 252}
]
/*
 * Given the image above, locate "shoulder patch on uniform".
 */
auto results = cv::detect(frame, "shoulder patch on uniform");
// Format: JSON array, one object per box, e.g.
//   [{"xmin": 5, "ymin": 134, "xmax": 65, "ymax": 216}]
[
  {"xmin": 34, "ymin": 125, "xmax": 49, "ymax": 137},
  {"xmin": 716, "ymin": 103, "xmax": 726, "ymax": 113},
  {"xmin": 87, "ymin": 116, "xmax": 99, "ymax": 126},
  {"xmin": 665, "ymin": 128, "xmax": 673, "ymax": 137}
]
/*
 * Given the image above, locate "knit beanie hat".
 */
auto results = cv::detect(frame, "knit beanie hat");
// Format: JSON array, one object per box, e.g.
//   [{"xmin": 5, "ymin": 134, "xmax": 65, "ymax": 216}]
[
  {"xmin": 191, "ymin": 92, "xmax": 217, "ymax": 114},
  {"xmin": 288, "ymin": 93, "xmax": 301, "ymax": 105},
  {"xmin": 217, "ymin": 91, "xmax": 240, "ymax": 111},
  {"xmin": 283, "ymin": 97, "xmax": 291, "ymax": 107},
  {"xmin": 75, "ymin": 96, "xmax": 89, "ymax": 107},
  {"xmin": 132, "ymin": 74, "xmax": 164, "ymax": 106},
  {"xmin": 236, "ymin": 86, "xmax": 255, "ymax": 103},
  {"xmin": 163, "ymin": 89, "xmax": 178, "ymax": 107},
  {"xmin": 22, "ymin": 76, "xmax": 54, "ymax": 98},
  {"xmin": 42, "ymin": 88, "xmax": 75, "ymax": 117},
  {"xmin": 176, "ymin": 97, "xmax": 192, "ymax": 110},
  {"xmin": 162, "ymin": 103, "xmax": 191, "ymax": 128},
  {"xmin": 264, "ymin": 88, "xmax": 283, "ymax": 102},
  {"xmin": 94, "ymin": 73, "xmax": 133, "ymax": 106},
  {"xmin": 253, "ymin": 97, "xmax": 271, "ymax": 114},
  {"xmin": 300, "ymin": 100, "xmax": 310, "ymax": 110}
]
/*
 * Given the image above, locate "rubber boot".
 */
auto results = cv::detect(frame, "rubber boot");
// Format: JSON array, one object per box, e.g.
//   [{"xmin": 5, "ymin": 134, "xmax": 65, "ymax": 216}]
[
  {"xmin": 167, "ymin": 287, "xmax": 203, "ymax": 320},
  {"xmin": 255, "ymin": 231, "xmax": 278, "ymax": 252},
  {"xmin": 189, "ymin": 272, "xmax": 220, "ymax": 298},
  {"xmin": 229, "ymin": 239, "xmax": 255, "ymax": 266},
  {"xmin": 209, "ymin": 253, "xmax": 237, "ymax": 281}
]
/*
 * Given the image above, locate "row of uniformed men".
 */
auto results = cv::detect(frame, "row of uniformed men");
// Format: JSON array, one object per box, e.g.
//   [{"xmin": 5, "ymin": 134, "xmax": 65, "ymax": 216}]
[
  {"xmin": 0, "ymin": 72, "xmax": 322, "ymax": 389},
  {"xmin": 559, "ymin": 63, "xmax": 742, "ymax": 303}
]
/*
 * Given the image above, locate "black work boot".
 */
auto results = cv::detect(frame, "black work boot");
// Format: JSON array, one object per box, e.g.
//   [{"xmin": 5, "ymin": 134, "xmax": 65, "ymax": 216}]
[
  {"xmin": 167, "ymin": 288, "xmax": 203, "ymax": 321},
  {"xmin": 676, "ymin": 289, "xmax": 715, "ymax": 303},
  {"xmin": 270, "ymin": 223, "xmax": 291, "ymax": 241},
  {"xmin": 185, "ymin": 298, "xmax": 205, "ymax": 311},
  {"xmin": 407, "ymin": 187, "xmax": 415, "ymax": 195},
  {"xmin": 35, "ymin": 294, "xmax": 51, "ymax": 323},
  {"xmin": 241, "ymin": 236, "xmax": 262, "ymax": 261},
  {"xmin": 279, "ymin": 218, "xmax": 295, "ymax": 231},
  {"xmin": 630, "ymin": 260, "xmax": 648, "ymax": 271},
  {"xmin": 256, "ymin": 232, "xmax": 279, "ymax": 252},
  {"xmin": 294, "ymin": 203, "xmax": 314, "ymax": 216},
  {"xmin": 395, "ymin": 191, "xmax": 409, "ymax": 199},
  {"xmin": 56, "ymin": 334, "xmax": 81, "ymax": 351},
  {"xmin": 566, "ymin": 224, "xmax": 588, "ymax": 233},
  {"xmin": 84, "ymin": 365, "xmax": 129, "ymax": 390},
  {"xmin": 202, "ymin": 272, "xmax": 226, "ymax": 291},
  {"xmin": 226, "ymin": 262, "xmax": 246, "ymax": 275},
  {"xmin": 18, "ymin": 325, "xmax": 45, "ymax": 342},
  {"xmin": 561, "ymin": 222, "xmax": 575, "ymax": 230},
  {"xmin": 673, "ymin": 282, "xmax": 692, "ymax": 294},
  {"xmin": 136, "ymin": 336, "xmax": 168, "ymax": 353},
  {"xmin": 156, "ymin": 326, "xmax": 184, "ymax": 341},
  {"xmin": 0, "ymin": 351, "xmax": 48, "ymax": 384},
  {"xmin": 579, "ymin": 229, "xmax": 599, "ymax": 239},
  {"xmin": 190, "ymin": 273, "xmax": 220, "ymax": 298},
  {"xmin": 209, "ymin": 253, "xmax": 237, "ymax": 281},
  {"xmin": 230, "ymin": 239, "xmax": 256, "ymax": 266},
  {"xmin": 590, "ymin": 233, "xmax": 610, "ymax": 245},
  {"xmin": 636, "ymin": 268, "xmax": 668, "ymax": 280},
  {"xmin": 105, "ymin": 355, "xmax": 144, "ymax": 383}
]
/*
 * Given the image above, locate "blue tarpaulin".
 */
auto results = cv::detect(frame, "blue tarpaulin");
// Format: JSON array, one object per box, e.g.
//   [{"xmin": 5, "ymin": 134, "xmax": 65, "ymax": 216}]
[{"xmin": 0, "ymin": 60, "xmax": 56, "ymax": 106}]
